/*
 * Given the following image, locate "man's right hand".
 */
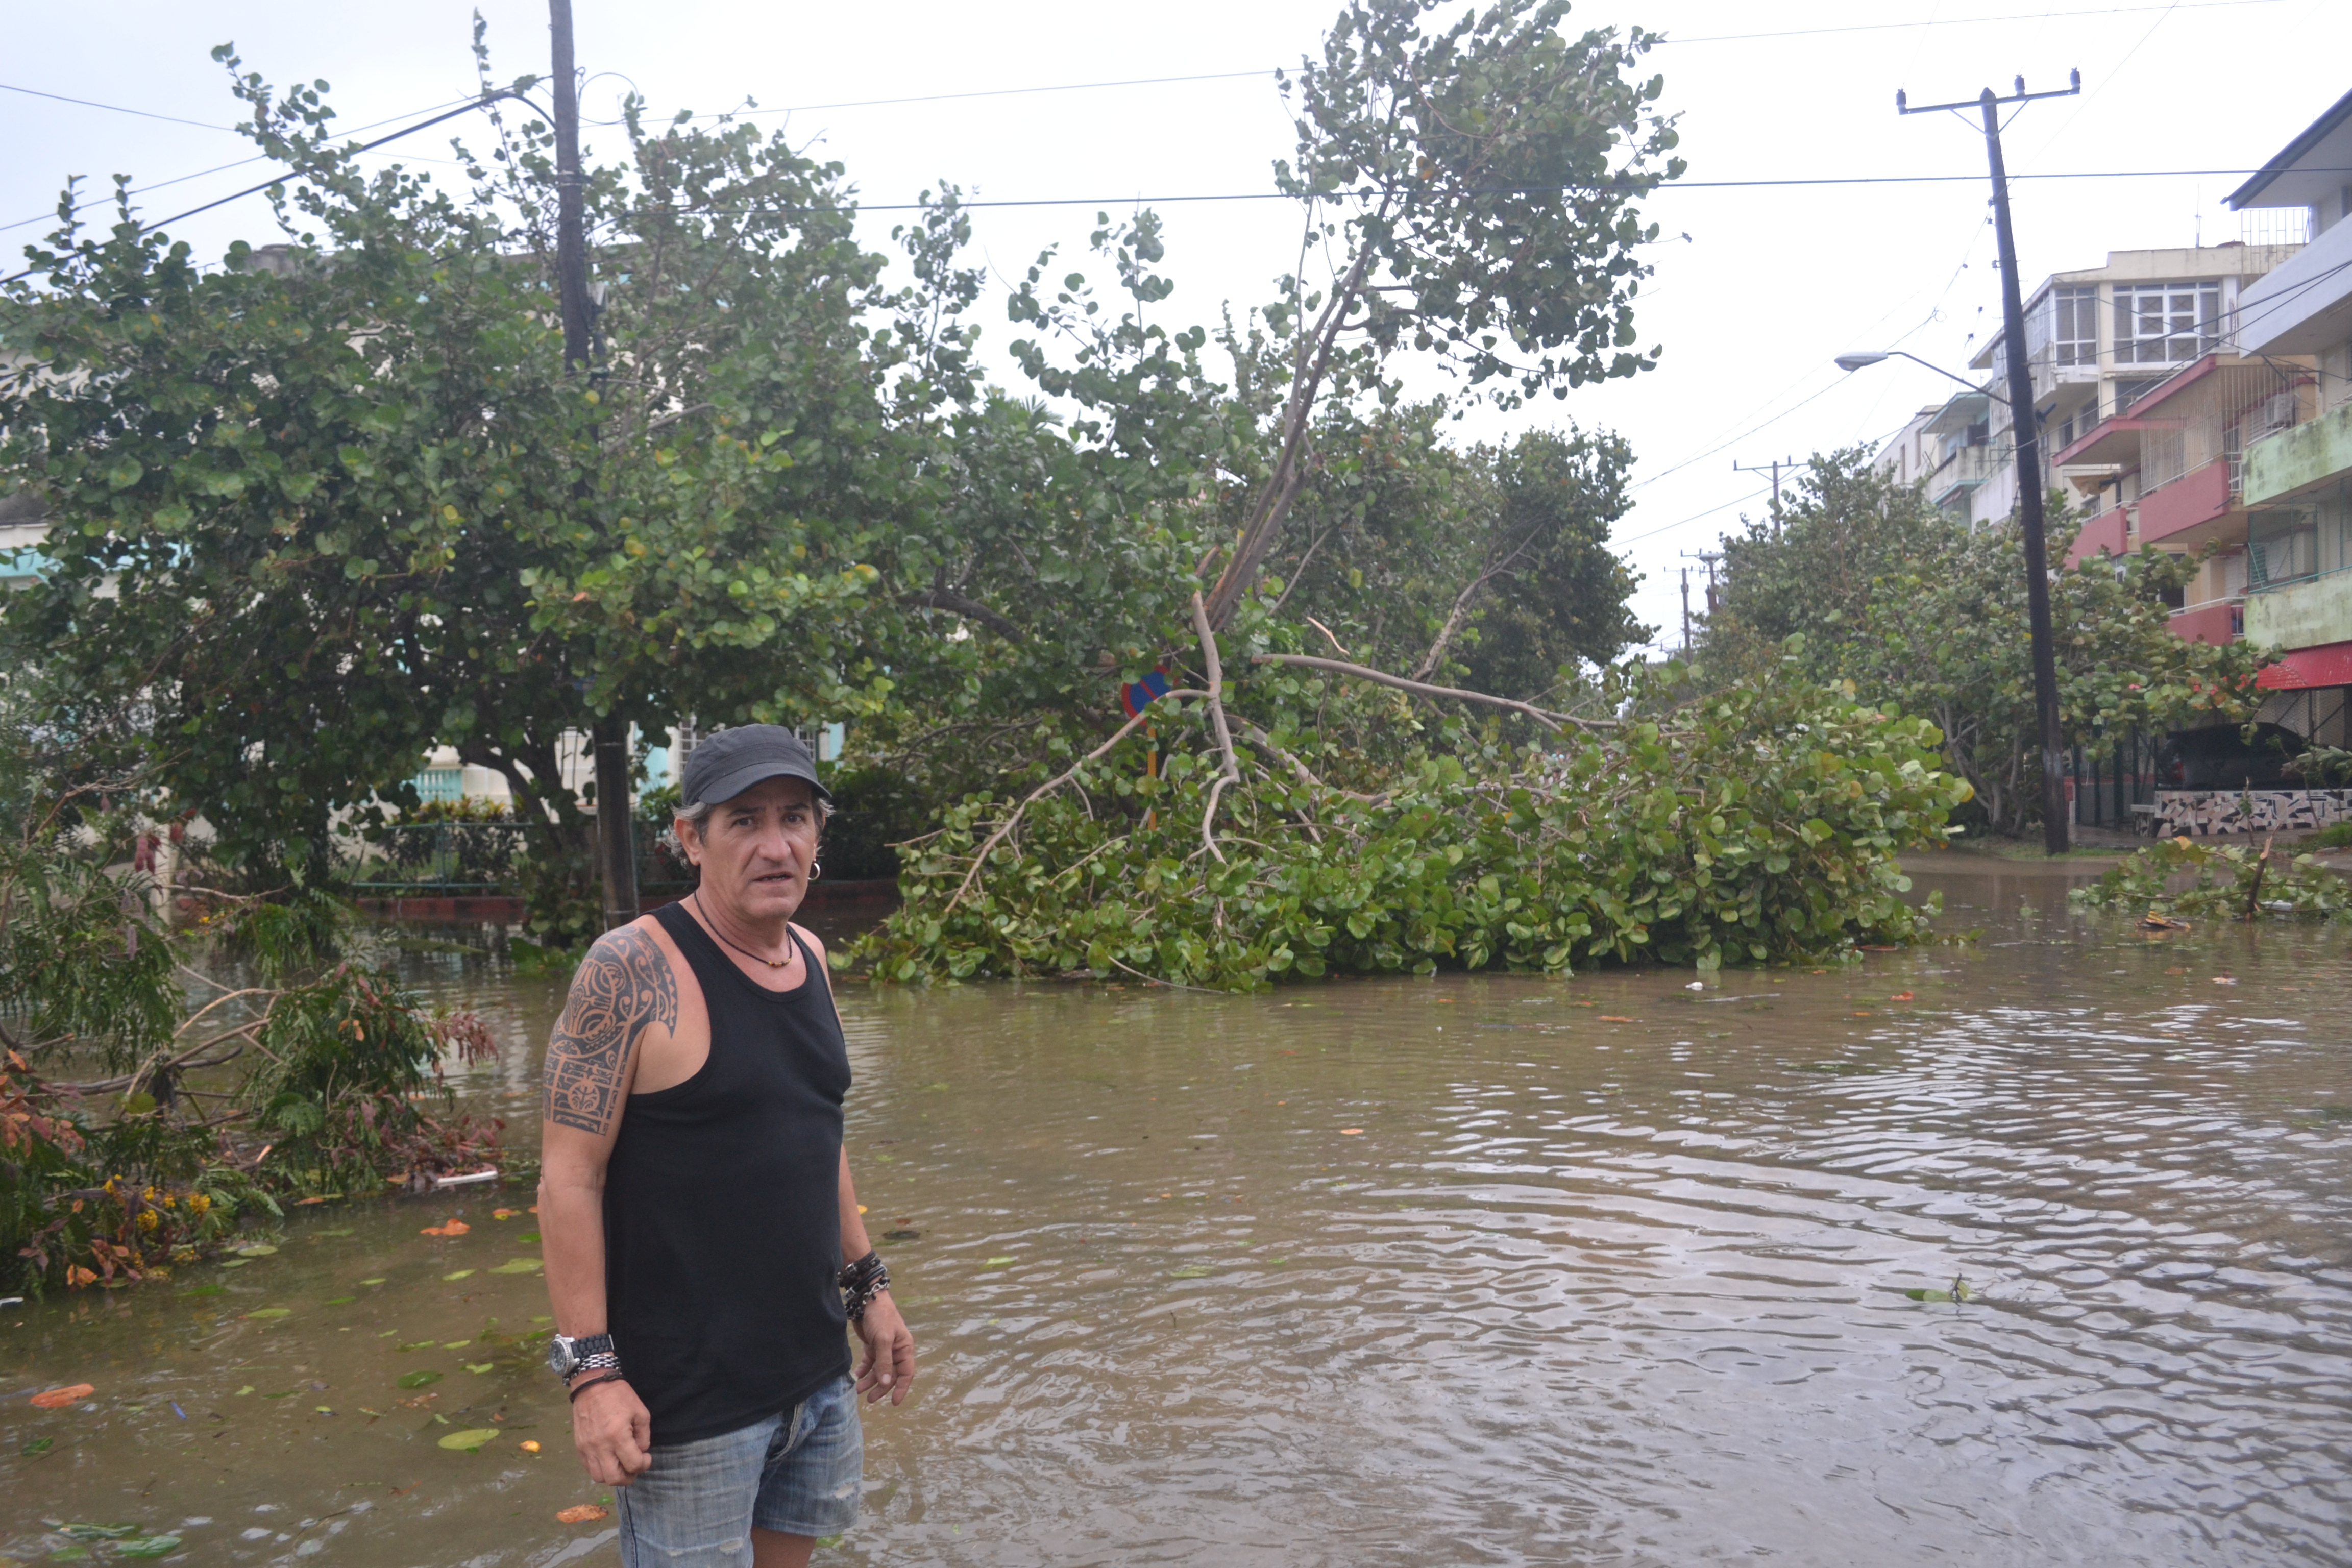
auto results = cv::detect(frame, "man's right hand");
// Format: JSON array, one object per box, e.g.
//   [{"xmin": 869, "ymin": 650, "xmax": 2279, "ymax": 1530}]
[{"xmin": 570, "ymin": 1378, "xmax": 653, "ymax": 1485}]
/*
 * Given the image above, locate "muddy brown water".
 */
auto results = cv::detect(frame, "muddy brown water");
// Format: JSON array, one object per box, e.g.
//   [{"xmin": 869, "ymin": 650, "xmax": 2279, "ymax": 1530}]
[{"xmin": 6, "ymin": 862, "xmax": 2351, "ymax": 1566}]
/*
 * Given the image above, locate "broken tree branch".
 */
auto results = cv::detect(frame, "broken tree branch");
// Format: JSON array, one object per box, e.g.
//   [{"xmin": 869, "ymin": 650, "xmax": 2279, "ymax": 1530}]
[
  {"xmin": 1193, "ymin": 593, "xmax": 1243, "ymax": 864},
  {"xmin": 1201, "ymin": 239, "xmax": 1376, "ymax": 630},
  {"xmin": 1249, "ymin": 653, "xmax": 1618, "ymax": 732},
  {"xmin": 946, "ymin": 688, "xmax": 1211, "ymax": 913},
  {"xmin": 902, "ymin": 585, "xmax": 1026, "ymax": 642},
  {"xmin": 1234, "ymin": 720, "xmax": 1385, "ymax": 806},
  {"xmin": 1412, "ymin": 523, "xmax": 1544, "ymax": 681}
]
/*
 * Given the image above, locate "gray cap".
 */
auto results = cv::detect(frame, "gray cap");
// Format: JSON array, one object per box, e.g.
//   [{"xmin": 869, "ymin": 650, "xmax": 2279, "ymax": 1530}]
[{"xmin": 679, "ymin": 724, "xmax": 830, "ymax": 808}]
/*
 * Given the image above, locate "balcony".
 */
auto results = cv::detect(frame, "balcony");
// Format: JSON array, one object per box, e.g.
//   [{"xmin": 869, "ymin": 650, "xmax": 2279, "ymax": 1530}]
[
  {"xmin": 2243, "ymin": 399, "xmax": 2352, "ymax": 508},
  {"xmin": 2065, "ymin": 507, "xmax": 2128, "ymax": 567},
  {"xmin": 2136, "ymin": 458, "xmax": 2239, "ymax": 548},
  {"xmin": 2168, "ymin": 597, "xmax": 2243, "ymax": 646},
  {"xmin": 1928, "ymin": 443, "xmax": 2004, "ymax": 512},
  {"xmin": 2246, "ymin": 569, "xmax": 2352, "ymax": 653}
]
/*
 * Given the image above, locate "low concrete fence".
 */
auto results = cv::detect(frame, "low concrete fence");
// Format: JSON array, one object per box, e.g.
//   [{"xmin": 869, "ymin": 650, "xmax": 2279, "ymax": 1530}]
[{"xmin": 2151, "ymin": 789, "xmax": 2352, "ymax": 837}]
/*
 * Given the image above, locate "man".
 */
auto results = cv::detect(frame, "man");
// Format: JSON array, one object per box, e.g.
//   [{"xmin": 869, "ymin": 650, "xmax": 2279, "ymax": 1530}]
[{"xmin": 538, "ymin": 725, "xmax": 915, "ymax": 1568}]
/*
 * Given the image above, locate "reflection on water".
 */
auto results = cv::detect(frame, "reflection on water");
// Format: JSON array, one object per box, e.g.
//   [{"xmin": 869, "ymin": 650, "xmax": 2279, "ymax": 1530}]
[{"xmin": 7, "ymin": 863, "xmax": 2351, "ymax": 1566}]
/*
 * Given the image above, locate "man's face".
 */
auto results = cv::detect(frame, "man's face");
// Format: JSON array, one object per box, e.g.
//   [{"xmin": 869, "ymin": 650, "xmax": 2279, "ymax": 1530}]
[{"xmin": 677, "ymin": 775, "xmax": 820, "ymax": 924}]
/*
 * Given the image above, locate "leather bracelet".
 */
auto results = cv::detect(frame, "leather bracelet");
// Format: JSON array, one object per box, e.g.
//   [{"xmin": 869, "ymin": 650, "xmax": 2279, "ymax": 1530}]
[
  {"xmin": 568, "ymin": 1370, "xmax": 625, "ymax": 1403},
  {"xmin": 838, "ymin": 1251, "xmax": 890, "ymax": 1322}
]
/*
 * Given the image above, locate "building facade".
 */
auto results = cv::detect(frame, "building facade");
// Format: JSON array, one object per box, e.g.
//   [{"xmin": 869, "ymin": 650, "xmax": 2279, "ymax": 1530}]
[{"xmin": 2228, "ymin": 87, "xmax": 2352, "ymax": 760}]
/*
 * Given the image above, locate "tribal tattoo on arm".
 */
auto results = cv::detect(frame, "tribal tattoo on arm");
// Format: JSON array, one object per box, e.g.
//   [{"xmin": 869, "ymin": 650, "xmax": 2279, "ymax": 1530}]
[{"xmin": 544, "ymin": 925, "xmax": 679, "ymax": 1136}]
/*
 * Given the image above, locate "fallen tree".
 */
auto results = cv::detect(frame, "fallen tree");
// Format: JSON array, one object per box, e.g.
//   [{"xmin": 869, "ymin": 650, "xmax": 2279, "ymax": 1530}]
[
  {"xmin": 856, "ymin": 650, "xmax": 1971, "ymax": 989},
  {"xmin": 0, "ymin": 784, "xmax": 499, "ymax": 1295}
]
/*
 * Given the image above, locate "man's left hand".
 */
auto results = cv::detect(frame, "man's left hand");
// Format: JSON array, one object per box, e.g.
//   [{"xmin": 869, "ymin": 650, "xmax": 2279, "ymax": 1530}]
[{"xmin": 853, "ymin": 1293, "xmax": 915, "ymax": 1406}]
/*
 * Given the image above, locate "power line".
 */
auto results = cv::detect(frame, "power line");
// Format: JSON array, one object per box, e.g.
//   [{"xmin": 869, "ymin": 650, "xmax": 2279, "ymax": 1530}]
[
  {"xmin": 1, "ymin": 95, "xmax": 479, "ymax": 237},
  {"xmin": 685, "ymin": 2, "xmax": 2288, "ymax": 122},
  {"xmin": 1661, "ymin": 0, "xmax": 2280, "ymax": 47},
  {"xmin": 0, "ymin": 81, "xmax": 240, "ymax": 133},
  {"xmin": 3, "ymin": 93, "xmax": 534, "ymax": 286},
  {"xmin": 618, "ymin": 166, "xmax": 2352, "ymax": 224},
  {"xmin": 1618, "ymin": 486, "xmax": 1770, "ymax": 545},
  {"xmin": 755, "ymin": 68, "xmax": 1275, "ymax": 117}
]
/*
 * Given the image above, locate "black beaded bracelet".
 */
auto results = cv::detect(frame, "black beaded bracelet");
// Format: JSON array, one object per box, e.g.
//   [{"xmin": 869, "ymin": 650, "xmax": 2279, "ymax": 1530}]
[{"xmin": 838, "ymin": 1251, "xmax": 890, "ymax": 1321}]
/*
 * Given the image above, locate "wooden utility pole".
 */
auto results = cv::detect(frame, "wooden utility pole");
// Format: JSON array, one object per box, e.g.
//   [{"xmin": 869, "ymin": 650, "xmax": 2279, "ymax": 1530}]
[
  {"xmin": 549, "ymin": 0, "xmax": 638, "ymax": 927},
  {"xmin": 1731, "ymin": 455, "xmax": 1794, "ymax": 527},
  {"xmin": 1901, "ymin": 71, "xmax": 2079, "ymax": 855}
]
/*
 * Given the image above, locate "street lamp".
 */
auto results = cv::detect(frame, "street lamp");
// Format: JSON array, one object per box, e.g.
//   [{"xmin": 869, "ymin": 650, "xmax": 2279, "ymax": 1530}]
[
  {"xmin": 1841, "ymin": 346, "xmax": 2067, "ymax": 856},
  {"xmin": 1834, "ymin": 350, "xmax": 2004, "ymax": 402}
]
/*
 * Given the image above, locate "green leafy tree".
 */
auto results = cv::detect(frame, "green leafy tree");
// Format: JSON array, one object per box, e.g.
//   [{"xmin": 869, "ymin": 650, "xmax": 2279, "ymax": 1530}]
[
  {"xmin": 1706, "ymin": 448, "xmax": 1954, "ymax": 660},
  {"xmin": 1705, "ymin": 450, "xmax": 2268, "ymax": 835},
  {"xmin": 1200, "ymin": 0, "xmax": 1682, "ymax": 627},
  {"xmin": 1, "ymin": 36, "xmax": 902, "ymax": 933},
  {"xmin": 1249, "ymin": 413, "xmax": 1644, "ymax": 698}
]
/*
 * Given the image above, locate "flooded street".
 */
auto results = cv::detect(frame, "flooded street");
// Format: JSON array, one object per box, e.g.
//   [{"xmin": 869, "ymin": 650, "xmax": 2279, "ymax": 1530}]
[{"xmin": 7, "ymin": 861, "xmax": 2352, "ymax": 1565}]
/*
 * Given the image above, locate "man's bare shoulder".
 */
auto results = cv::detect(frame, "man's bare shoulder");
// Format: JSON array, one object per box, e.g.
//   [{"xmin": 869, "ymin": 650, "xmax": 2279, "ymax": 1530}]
[
  {"xmin": 790, "ymin": 921, "xmax": 830, "ymax": 971},
  {"xmin": 545, "ymin": 920, "xmax": 681, "ymax": 1136}
]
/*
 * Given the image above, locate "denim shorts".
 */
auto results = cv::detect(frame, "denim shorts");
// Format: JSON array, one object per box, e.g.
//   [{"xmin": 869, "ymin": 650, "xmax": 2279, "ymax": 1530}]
[{"xmin": 615, "ymin": 1375, "xmax": 862, "ymax": 1564}]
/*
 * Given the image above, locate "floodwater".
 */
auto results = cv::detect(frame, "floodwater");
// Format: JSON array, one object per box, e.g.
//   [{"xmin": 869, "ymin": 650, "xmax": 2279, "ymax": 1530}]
[{"xmin": 7, "ymin": 861, "xmax": 2352, "ymax": 1566}]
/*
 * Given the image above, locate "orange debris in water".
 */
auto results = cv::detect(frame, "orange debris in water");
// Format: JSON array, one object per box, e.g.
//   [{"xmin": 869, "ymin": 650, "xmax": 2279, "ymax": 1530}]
[
  {"xmin": 32, "ymin": 1383, "xmax": 94, "ymax": 1409},
  {"xmin": 557, "ymin": 1505, "xmax": 610, "ymax": 1524},
  {"xmin": 420, "ymin": 1219, "xmax": 471, "ymax": 1237}
]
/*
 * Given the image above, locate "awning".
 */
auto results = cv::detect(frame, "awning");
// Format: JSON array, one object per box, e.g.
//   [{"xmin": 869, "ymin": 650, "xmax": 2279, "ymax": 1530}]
[{"xmin": 2255, "ymin": 638, "xmax": 2352, "ymax": 690}]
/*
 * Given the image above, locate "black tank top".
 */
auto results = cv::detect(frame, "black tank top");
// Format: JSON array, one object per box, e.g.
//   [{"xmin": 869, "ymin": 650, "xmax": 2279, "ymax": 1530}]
[{"xmin": 603, "ymin": 903, "xmax": 853, "ymax": 1444}]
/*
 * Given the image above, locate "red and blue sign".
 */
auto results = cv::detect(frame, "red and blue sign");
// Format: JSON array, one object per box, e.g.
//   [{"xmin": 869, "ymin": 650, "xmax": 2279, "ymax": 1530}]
[{"xmin": 1120, "ymin": 666, "xmax": 1174, "ymax": 719}]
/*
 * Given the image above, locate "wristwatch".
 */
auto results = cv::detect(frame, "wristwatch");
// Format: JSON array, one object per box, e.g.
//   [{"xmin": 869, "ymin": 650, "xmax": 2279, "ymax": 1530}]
[{"xmin": 546, "ymin": 1332, "xmax": 619, "ymax": 1382}]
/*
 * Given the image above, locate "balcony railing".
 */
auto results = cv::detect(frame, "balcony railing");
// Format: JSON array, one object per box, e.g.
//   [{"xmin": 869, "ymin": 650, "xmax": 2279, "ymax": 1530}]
[
  {"xmin": 2166, "ymin": 597, "xmax": 2244, "ymax": 646},
  {"xmin": 1928, "ymin": 443, "xmax": 2006, "ymax": 508}
]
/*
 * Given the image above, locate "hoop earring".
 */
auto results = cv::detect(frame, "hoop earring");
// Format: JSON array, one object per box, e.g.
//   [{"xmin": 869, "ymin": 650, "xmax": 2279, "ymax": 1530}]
[{"xmin": 808, "ymin": 860, "xmax": 823, "ymax": 881}]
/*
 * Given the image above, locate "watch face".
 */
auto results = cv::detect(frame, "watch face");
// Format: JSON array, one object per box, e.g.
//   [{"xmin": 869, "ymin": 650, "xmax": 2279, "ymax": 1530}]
[{"xmin": 546, "ymin": 1338, "xmax": 573, "ymax": 1378}]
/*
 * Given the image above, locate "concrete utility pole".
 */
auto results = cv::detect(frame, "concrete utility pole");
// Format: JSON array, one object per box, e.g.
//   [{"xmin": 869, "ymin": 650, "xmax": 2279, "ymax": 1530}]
[
  {"xmin": 1900, "ymin": 71, "xmax": 2079, "ymax": 856},
  {"xmin": 550, "ymin": 0, "xmax": 639, "ymax": 928}
]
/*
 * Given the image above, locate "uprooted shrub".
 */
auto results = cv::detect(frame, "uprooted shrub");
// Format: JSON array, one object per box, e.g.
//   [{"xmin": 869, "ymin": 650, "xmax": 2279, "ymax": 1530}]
[
  {"xmin": 1, "ymin": 807, "xmax": 499, "ymax": 1295},
  {"xmin": 857, "ymin": 658, "xmax": 1972, "ymax": 989},
  {"xmin": 2070, "ymin": 836, "xmax": 2352, "ymax": 923}
]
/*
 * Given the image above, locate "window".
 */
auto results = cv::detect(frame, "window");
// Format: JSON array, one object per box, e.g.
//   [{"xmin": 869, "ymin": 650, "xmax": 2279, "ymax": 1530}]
[
  {"xmin": 2115, "ymin": 282, "xmax": 2221, "ymax": 364},
  {"xmin": 2053, "ymin": 286, "xmax": 2098, "ymax": 365}
]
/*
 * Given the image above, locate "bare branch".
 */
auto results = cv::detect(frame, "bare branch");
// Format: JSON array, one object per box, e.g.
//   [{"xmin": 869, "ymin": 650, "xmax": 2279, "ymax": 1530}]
[
  {"xmin": 1192, "ymin": 593, "xmax": 1243, "ymax": 864},
  {"xmin": 1250, "ymin": 653, "xmax": 1619, "ymax": 731},
  {"xmin": 1201, "ymin": 240, "xmax": 1376, "ymax": 629},
  {"xmin": 946, "ymin": 690, "xmax": 1210, "ymax": 913},
  {"xmin": 902, "ymin": 586, "xmax": 1025, "ymax": 642},
  {"xmin": 1232, "ymin": 720, "xmax": 1384, "ymax": 806}
]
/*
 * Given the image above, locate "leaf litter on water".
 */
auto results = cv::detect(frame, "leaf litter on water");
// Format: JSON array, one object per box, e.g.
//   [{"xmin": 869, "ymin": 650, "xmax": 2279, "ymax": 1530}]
[
  {"xmin": 438, "ymin": 1428, "xmax": 500, "ymax": 1452},
  {"xmin": 397, "ymin": 1371, "xmax": 443, "ymax": 1390}
]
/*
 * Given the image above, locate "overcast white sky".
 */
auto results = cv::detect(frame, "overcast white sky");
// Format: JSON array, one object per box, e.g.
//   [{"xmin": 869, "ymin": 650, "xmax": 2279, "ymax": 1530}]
[{"xmin": 5, "ymin": 0, "xmax": 2342, "ymax": 648}]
